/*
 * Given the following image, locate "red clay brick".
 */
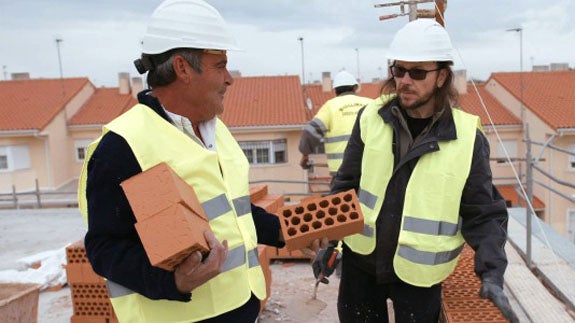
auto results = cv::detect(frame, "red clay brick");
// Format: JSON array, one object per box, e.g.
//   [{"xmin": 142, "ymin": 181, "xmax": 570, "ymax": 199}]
[
  {"xmin": 278, "ymin": 190, "xmax": 364, "ymax": 251},
  {"xmin": 135, "ymin": 203, "xmax": 211, "ymax": 271},
  {"xmin": 120, "ymin": 162, "xmax": 207, "ymax": 222}
]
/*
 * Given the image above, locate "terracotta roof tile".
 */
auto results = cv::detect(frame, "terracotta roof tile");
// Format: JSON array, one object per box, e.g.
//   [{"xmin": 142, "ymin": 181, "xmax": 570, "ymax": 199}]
[
  {"xmin": 490, "ymin": 71, "xmax": 575, "ymax": 130},
  {"xmin": 497, "ymin": 184, "xmax": 545, "ymax": 209},
  {"xmin": 220, "ymin": 75, "xmax": 308, "ymax": 127},
  {"xmin": 69, "ymin": 88, "xmax": 137, "ymax": 125},
  {"xmin": 459, "ymin": 83, "xmax": 521, "ymax": 126},
  {"xmin": 0, "ymin": 78, "xmax": 90, "ymax": 131}
]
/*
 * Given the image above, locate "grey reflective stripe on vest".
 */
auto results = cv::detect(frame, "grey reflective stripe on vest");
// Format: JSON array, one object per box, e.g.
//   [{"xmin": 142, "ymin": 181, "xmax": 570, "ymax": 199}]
[
  {"xmin": 358, "ymin": 188, "xmax": 377, "ymax": 210},
  {"xmin": 247, "ymin": 248, "xmax": 260, "ymax": 268},
  {"xmin": 202, "ymin": 194, "xmax": 232, "ymax": 221},
  {"xmin": 402, "ymin": 216, "xmax": 462, "ymax": 236},
  {"xmin": 105, "ymin": 246, "xmax": 251, "ymax": 298},
  {"xmin": 362, "ymin": 223, "xmax": 374, "ymax": 237},
  {"xmin": 327, "ymin": 153, "xmax": 344, "ymax": 159},
  {"xmin": 232, "ymin": 195, "xmax": 251, "ymax": 217},
  {"xmin": 311, "ymin": 118, "xmax": 328, "ymax": 133},
  {"xmin": 324, "ymin": 135, "xmax": 351, "ymax": 143},
  {"xmin": 398, "ymin": 243, "xmax": 464, "ymax": 265},
  {"xmin": 106, "ymin": 279, "xmax": 136, "ymax": 298},
  {"xmin": 222, "ymin": 245, "xmax": 247, "ymax": 272}
]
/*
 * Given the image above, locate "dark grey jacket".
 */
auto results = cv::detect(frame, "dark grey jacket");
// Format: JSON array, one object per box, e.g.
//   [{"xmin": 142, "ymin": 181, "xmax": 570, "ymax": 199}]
[{"xmin": 331, "ymin": 98, "xmax": 509, "ymax": 287}]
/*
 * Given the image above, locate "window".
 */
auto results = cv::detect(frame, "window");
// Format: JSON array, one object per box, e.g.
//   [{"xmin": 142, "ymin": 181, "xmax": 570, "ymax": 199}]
[
  {"xmin": 0, "ymin": 155, "xmax": 7, "ymax": 170},
  {"xmin": 0, "ymin": 145, "xmax": 30, "ymax": 171},
  {"xmin": 568, "ymin": 209, "xmax": 575, "ymax": 244},
  {"xmin": 496, "ymin": 140, "xmax": 517, "ymax": 164},
  {"xmin": 74, "ymin": 139, "xmax": 93, "ymax": 161},
  {"xmin": 239, "ymin": 139, "xmax": 287, "ymax": 165},
  {"xmin": 568, "ymin": 145, "xmax": 575, "ymax": 170}
]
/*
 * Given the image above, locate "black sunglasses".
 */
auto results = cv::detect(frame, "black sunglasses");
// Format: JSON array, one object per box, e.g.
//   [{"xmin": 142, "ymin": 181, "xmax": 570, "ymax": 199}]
[{"xmin": 391, "ymin": 65, "xmax": 442, "ymax": 81}]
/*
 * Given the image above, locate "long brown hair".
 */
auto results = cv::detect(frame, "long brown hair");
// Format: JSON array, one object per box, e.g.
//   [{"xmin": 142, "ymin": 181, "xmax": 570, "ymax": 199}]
[{"xmin": 380, "ymin": 61, "xmax": 459, "ymax": 109}]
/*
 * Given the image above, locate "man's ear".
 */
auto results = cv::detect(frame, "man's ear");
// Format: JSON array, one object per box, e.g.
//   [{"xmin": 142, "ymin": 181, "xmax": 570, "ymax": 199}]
[
  {"xmin": 437, "ymin": 68, "xmax": 448, "ymax": 88},
  {"xmin": 172, "ymin": 55, "xmax": 191, "ymax": 82}
]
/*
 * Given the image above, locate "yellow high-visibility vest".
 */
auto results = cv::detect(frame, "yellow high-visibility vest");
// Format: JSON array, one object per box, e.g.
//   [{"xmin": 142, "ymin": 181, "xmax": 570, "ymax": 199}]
[
  {"xmin": 309, "ymin": 94, "xmax": 373, "ymax": 173},
  {"xmin": 343, "ymin": 98, "xmax": 478, "ymax": 287},
  {"xmin": 78, "ymin": 104, "xmax": 266, "ymax": 322}
]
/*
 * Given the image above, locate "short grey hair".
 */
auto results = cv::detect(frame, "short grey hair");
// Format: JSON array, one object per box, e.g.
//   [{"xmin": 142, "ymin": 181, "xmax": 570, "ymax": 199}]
[{"xmin": 146, "ymin": 48, "xmax": 203, "ymax": 88}]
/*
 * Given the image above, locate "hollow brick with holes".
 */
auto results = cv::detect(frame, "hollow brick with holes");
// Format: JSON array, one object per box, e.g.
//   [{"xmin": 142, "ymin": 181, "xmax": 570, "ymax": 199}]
[{"xmin": 278, "ymin": 189, "xmax": 364, "ymax": 251}]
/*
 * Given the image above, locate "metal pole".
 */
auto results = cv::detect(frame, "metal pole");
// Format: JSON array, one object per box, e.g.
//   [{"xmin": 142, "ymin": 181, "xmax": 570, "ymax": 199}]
[
  {"xmin": 408, "ymin": 2, "xmax": 418, "ymax": 21},
  {"xmin": 525, "ymin": 125, "xmax": 533, "ymax": 268},
  {"xmin": 298, "ymin": 37, "xmax": 306, "ymax": 85},
  {"xmin": 55, "ymin": 38, "xmax": 64, "ymax": 79},
  {"xmin": 506, "ymin": 28, "xmax": 524, "ymax": 127},
  {"xmin": 355, "ymin": 48, "xmax": 360, "ymax": 82}
]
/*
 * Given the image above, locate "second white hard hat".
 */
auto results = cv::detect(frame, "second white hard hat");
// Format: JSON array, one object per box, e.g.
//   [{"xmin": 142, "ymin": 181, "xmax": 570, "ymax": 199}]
[
  {"xmin": 387, "ymin": 18, "xmax": 454, "ymax": 62},
  {"xmin": 141, "ymin": 0, "xmax": 240, "ymax": 55},
  {"xmin": 332, "ymin": 71, "xmax": 358, "ymax": 89}
]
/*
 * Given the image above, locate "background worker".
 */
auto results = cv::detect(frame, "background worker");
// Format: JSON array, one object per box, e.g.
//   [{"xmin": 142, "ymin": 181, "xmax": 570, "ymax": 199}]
[
  {"xmin": 298, "ymin": 70, "xmax": 373, "ymax": 176},
  {"xmin": 317, "ymin": 19, "xmax": 518, "ymax": 322},
  {"xmin": 78, "ymin": 1, "xmax": 326, "ymax": 322}
]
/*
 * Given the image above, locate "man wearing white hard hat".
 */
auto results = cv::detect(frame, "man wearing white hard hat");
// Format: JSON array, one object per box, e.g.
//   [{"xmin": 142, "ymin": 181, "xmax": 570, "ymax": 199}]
[
  {"xmin": 78, "ymin": 1, "xmax": 328, "ymax": 321},
  {"xmin": 298, "ymin": 70, "xmax": 373, "ymax": 176},
  {"xmin": 317, "ymin": 19, "xmax": 517, "ymax": 322}
]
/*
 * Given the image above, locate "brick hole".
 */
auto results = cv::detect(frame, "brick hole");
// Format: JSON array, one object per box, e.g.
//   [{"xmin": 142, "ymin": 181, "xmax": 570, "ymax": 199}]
[
  {"xmin": 300, "ymin": 224, "xmax": 309, "ymax": 233},
  {"xmin": 282, "ymin": 209, "xmax": 292, "ymax": 218},
  {"xmin": 287, "ymin": 228, "xmax": 297, "ymax": 236},
  {"xmin": 328, "ymin": 207, "xmax": 338, "ymax": 216},
  {"xmin": 307, "ymin": 203, "xmax": 317, "ymax": 211},
  {"xmin": 303, "ymin": 213, "xmax": 313, "ymax": 222},
  {"xmin": 340, "ymin": 204, "xmax": 350, "ymax": 213},
  {"xmin": 284, "ymin": 219, "xmax": 289, "ymax": 226},
  {"xmin": 316, "ymin": 210, "xmax": 325, "ymax": 219},
  {"xmin": 319, "ymin": 200, "xmax": 329, "ymax": 208},
  {"xmin": 312, "ymin": 221, "xmax": 322, "ymax": 230},
  {"xmin": 343, "ymin": 193, "xmax": 353, "ymax": 202},
  {"xmin": 337, "ymin": 215, "xmax": 347, "ymax": 223},
  {"xmin": 324, "ymin": 218, "xmax": 334, "ymax": 226},
  {"xmin": 349, "ymin": 212, "xmax": 359, "ymax": 219},
  {"xmin": 290, "ymin": 216, "xmax": 301, "ymax": 226},
  {"xmin": 332, "ymin": 197, "xmax": 341, "ymax": 205},
  {"xmin": 295, "ymin": 206, "xmax": 304, "ymax": 214}
]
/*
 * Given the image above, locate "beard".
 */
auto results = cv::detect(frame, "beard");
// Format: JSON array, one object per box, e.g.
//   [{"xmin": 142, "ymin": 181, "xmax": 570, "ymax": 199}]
[{"xmin": 397, "ymin": 86, "xmax": 436, "ymax": 111}]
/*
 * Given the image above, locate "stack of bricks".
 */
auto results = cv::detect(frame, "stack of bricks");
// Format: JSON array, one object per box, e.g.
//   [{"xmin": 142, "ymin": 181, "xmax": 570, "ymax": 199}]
[
  {"xmin": 440, "ymin": 244, "xmax": 508, "ymax": 322},
  {"xmin": 65, "ymin": 240, "xmax": 117, "ymax": 323},
  {"xmin": 277, "ymin": 189, "xmax": 364, "ymax": 252},
  {"xmin": 120, "ymin": 162, "xmax": 211, "ymax": 271}
]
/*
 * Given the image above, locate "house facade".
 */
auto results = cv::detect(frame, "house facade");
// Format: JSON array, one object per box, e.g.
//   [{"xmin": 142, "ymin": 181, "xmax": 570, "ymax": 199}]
[{"xmin": 1, "ymin": 68, "xmax": 574, "ymax": 242}]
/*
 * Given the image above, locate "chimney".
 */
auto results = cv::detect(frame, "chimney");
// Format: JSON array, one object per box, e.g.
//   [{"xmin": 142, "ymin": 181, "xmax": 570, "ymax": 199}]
[
  {"xmin": 11, "ymin": 72, "xmax": 30, "ymax": 80},
  {"xmin": 453, "ymin": 69, "xmax": 467, "ymax": 95},
  {"xmin": 131, "ymin": 77, "xmax": 144, "ymax": 98},
  {"xmin": 118, "ymin": 72, "xmax": 131, "ymax": 95},
  {"xmin": 321, "ymin": 72, "xmax": 332, "ymax": 92},
  {"xmin": 550, "ymin": 63, "xmax": 569, "ymax": 71},
  {"xmin": 532, "ymin": 65, "xmax": 550, "ymax": 72}
]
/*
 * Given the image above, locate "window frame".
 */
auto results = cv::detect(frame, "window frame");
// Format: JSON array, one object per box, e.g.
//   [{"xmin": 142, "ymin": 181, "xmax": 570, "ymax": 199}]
[{"xmin": 238, "ymin": 139, "xmax": 287, "ymax": 165}]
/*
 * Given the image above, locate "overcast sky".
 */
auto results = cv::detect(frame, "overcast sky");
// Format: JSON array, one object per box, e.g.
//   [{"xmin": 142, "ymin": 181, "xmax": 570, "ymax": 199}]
[{"xmin": 1, "ymin": 0, "xmax": 574, "ymax": 87}]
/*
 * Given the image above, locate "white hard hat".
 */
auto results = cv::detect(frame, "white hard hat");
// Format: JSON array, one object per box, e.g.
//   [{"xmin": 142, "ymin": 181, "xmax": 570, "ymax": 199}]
[
  {"xmin": 141, "ymin": 0, "xmax": 240, "ymax": 55},
  {"xmin": 332, "ymin": 71, "xmax": 358, "ymax": 89},
  {"xmin": 387, "ymin": 18, "xmax": 454, "ymax": 62}
]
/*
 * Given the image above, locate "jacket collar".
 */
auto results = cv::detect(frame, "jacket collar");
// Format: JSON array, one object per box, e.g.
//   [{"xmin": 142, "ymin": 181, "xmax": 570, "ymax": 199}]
[
  {"xmin": 378, "ymin": 97, "xmax": 458, "ymax": 141},
  {"xmin": 136, "ymin": 89, "xmax": 173, "ymax": 124}
]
